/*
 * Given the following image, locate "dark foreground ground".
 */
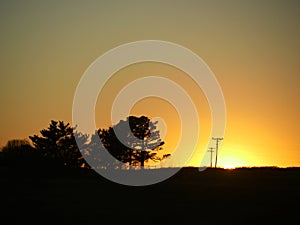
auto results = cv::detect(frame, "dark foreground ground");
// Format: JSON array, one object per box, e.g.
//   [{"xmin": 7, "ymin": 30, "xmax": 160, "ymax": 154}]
[{"xmin": 1, "ymin": 166, "xmax": 300, "ymax": 225}]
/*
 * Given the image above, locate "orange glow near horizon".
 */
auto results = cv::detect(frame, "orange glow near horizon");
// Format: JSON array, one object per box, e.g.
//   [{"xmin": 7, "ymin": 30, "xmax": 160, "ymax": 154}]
[
  {"xmin": 217, "ymin": 156, "xmax": 247, "ymax": 169},
  {"xmin": 0, "ymin": 1, "xmax": 300, "ymax": 168}
]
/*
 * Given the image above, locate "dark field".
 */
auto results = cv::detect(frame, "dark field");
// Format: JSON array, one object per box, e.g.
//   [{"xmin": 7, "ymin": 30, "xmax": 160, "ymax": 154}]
[{"xmin": 1, "ymin": 167, "xmax": 300, "ymax": 225}]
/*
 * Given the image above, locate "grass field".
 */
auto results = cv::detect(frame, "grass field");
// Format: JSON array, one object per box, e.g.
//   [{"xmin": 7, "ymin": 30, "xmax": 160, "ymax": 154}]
[{"xmin": 1, "ymin": 166, "xmax": 300, "ymax": 225}]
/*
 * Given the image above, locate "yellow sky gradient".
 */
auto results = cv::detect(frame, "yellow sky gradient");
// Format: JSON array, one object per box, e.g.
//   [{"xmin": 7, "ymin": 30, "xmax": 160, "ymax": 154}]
[{"xmin": 0, "ymin": 0, "xmax": 300, "ymax": 167}]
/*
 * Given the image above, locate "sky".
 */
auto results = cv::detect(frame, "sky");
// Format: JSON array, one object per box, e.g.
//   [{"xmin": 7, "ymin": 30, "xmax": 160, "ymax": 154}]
[{"xmin": 0, "ymin": 0, "xmax": 300, "ymax": 168}]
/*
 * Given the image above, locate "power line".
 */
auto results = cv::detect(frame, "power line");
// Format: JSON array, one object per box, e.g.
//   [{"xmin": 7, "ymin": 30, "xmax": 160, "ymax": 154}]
[{"xmin": 212, "ymin": 137, "xmax": 223, "ymax": 168}]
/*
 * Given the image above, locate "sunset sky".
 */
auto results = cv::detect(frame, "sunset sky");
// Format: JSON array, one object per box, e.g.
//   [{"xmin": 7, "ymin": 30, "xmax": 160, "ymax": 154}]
[{"xmin": 1, "ymin": 0, "xmax": 299, "ymax": 168}]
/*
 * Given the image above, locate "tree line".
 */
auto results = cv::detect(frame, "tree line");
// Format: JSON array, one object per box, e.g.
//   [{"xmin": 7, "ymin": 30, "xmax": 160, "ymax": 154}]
[{"xmin": 0, "ymin": 116, "xmax": 170, "ymax": 170}]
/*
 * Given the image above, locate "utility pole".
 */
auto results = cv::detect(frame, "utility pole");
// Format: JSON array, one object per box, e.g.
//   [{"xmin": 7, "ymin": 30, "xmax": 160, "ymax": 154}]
[
  {"xmin": 208, "ymin": 147, "xmax": 215, "ymax": 168},
  {"xmin": 212, "ymin": 137, "xmax": 223, "ymax": 168}
]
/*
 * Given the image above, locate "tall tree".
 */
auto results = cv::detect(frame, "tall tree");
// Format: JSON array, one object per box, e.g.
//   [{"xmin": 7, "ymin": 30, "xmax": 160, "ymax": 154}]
[
  {"xmin": 29, "ymin": 120, "xmax": 87, "ymax": 168},
  {"xmin": 98, "ymin": 116, "xmax": 169, "ymax": 168}
]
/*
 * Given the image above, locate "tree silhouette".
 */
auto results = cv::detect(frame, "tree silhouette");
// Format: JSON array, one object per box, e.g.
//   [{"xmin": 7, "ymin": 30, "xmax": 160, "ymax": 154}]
[
  {"xmin": 2, "ymin": 139, "xmax": 33, "ymax": 153},
  {"xmin": 0, "ymin": 138, "xmax": 66, "ymax": 171},
  {"xmin": 98, "ymin": 116, "xmax": 169, "ymax": 168},
  {"xmin": 0, "ymin": 139, "xmax": 40, "ymax": 166},
  {"xmin": 29, "ymin": 120, "xmax": 88, "ymax": 168}
]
